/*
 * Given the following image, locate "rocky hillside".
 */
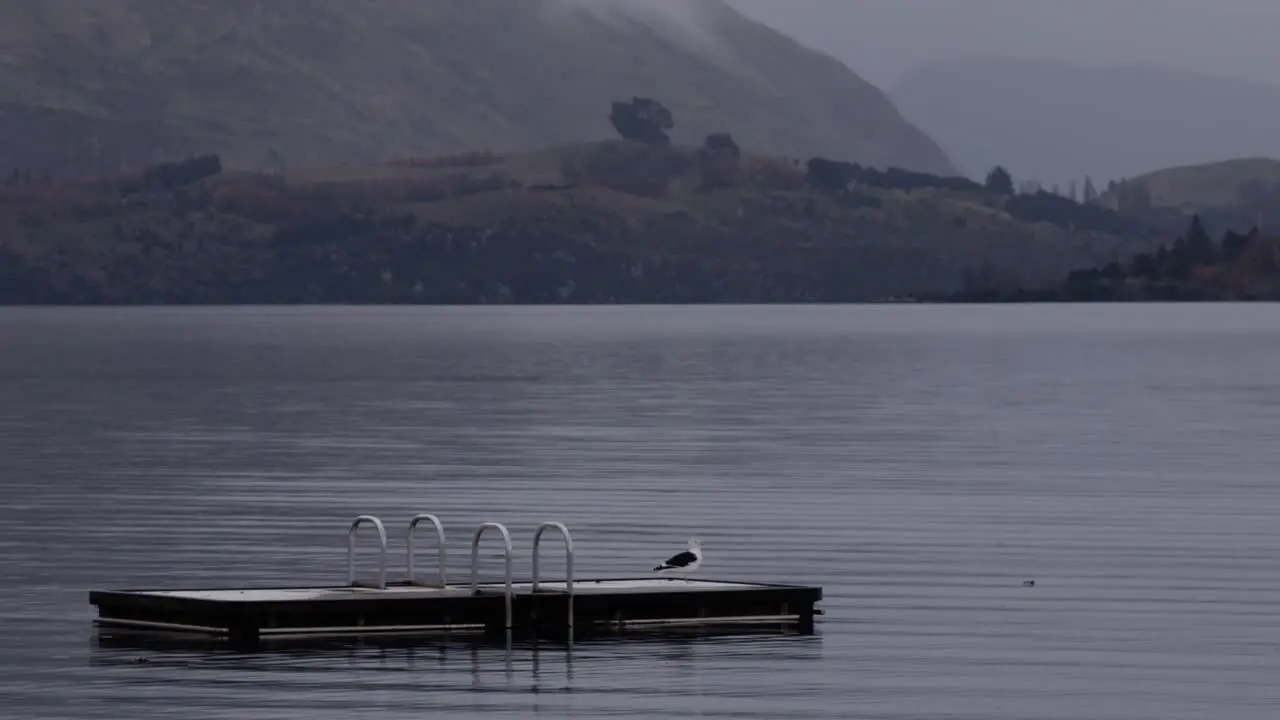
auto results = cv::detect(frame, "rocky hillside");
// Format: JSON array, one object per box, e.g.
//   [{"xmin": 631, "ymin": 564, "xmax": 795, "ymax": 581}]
[
  {"xmin": 890, "ymin": 57, "xmax": 1280, "ymax": 191},
  {"xmin": 0, "ymin": 138, "xmax": 1166, "ymax": 305},
  {"xmin": 0, "ymin": 0, "xmax": 953, "ymax": 179}
]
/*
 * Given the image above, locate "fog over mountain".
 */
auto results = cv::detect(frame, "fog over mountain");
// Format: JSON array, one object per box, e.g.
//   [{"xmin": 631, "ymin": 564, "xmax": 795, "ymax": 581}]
[
  {"xmin": 889, "ymin": 57, "xmax": 1280, "ymax": 191},
  {"xmin": 731, "ymin": 0, "xmax": 1280, "ymax": 187},
  {"xmin": 0, "ymin": 0, "xmax": 952, "ymax": 178},
  {"xmin": 730, "ymin": 0, "xmax": 1280, "ymax": 89}
]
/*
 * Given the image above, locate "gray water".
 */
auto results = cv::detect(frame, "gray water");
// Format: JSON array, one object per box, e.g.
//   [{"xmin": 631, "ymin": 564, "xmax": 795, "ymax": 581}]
[{"xmin": 2, "ymin": 304, "xmax": 1279, "ymax": 719}]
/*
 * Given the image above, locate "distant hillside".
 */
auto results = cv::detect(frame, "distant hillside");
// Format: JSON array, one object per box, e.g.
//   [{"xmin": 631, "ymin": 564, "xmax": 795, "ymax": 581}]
[
  {"xmin": 0, "ymin": 139, "xmax": 1165, "ymax": 305},
  {"xmin": 936, "ymin": 216, "xmax": 1280, "ymax": 303},
  {"xmin": 0, "ymin": 0, "xmax": 953, "ymax": 179},
  {"xmin": 1097, "ymin": 158, "xmax": 1280, "ymax": 210},
  {"xmin": 889, "ymin": 57, "xmax": 1280, "ymax": 191}
]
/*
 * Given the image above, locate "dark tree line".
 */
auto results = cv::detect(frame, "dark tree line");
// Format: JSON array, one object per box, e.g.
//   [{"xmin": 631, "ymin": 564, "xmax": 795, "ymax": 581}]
[
  {"xmin": 122, "ymin": 154, "xmax": 223, "ymax": 196},
  {"xmin": 806, "ymin": 157, "xmax": 985, "ymax": 194},
  {"xmin": 1006, "ymin": 190, "xmax": 1146, "ymax": 235},
  {"xmin": 1103, "ymin": 214, "xmax": 1245, "ymax": 285},
  {"xmin": 943, "ymin": 214, "xmax": 1278, "ymax": 303}
]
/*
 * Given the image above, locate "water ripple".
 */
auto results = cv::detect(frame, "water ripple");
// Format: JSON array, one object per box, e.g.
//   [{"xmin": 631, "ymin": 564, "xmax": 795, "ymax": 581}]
[{"xmin": 1, "ymin": 305, "xmax": 1279, "ymax": 719}]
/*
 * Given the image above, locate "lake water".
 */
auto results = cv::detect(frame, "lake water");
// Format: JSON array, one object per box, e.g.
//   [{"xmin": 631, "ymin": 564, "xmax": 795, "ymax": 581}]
[{"xmin": 2, "ymin": 304, "xmax": 1279, "ymax": 719}]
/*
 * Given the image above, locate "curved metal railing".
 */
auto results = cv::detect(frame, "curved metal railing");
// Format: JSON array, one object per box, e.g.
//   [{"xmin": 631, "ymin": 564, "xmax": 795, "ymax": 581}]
[
  {"xmin": 531, "ymin": 521, "xmax": 575, "ymax": 636},
  {"xmin": 347, "ymin": 515, "xmax": 388, "ymax": 589},
  {"xmin": 469, "ymin": 522, "xmax": 514, "ymax": 630},
  {"xmin": 406, "ymin": 514, "xmax": 448, "ymax": 588}
]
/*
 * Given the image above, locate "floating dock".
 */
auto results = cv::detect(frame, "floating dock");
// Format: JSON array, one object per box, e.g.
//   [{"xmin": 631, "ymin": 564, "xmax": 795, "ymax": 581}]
[{"xmin": 89, "ymin": 515, "xmax": 822, "ymax": 648}]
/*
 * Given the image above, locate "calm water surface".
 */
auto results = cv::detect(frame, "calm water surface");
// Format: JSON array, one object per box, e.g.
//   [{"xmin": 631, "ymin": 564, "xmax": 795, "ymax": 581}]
[{"xmin": 1, "ymin": 304, "xmax": 1279, "ymax": 719}]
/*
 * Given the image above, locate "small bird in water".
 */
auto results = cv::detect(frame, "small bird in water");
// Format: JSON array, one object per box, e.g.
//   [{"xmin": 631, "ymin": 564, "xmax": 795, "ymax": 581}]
[
  {"xmin": 1023, "ymin": 580, "xmax": 1036, "ymax": 587},
  {"xmin": 653, "ymin": 538, "xmax": 703, "ymax": 581}
]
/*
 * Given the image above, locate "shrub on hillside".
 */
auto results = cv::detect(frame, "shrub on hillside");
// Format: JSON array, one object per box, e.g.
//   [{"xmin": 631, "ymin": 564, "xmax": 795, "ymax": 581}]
[
  {"xmin": 697, "ymin": 133, "xmax": 742, "ymax": 189},
  {"xmin": 806, "ymin": 157, "xmax": 983, "ymax": 194},
  {"xmin": 575, "ymin": 142, "xmax": 693, "ymax": 198},
  {"xmin": 123, "ymin": 154, "xmax": 222, "ymax": 196},
  {"xmin": 740, "ymin": 157, "xmax": 805, "ymax": 192},
  {"xmin": 1005, "ymin": 190, "xmax": 1139, "ymax": 234}
]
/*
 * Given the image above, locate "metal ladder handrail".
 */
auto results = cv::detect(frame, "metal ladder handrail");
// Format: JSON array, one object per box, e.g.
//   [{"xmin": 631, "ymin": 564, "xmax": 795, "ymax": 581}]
[
  {"xmin": 531, "ymin": 521, "xmax": 575, "ymax": 637},
  {"xmin": 347, "ymin": 515, "xmax": 388, "ymax": 590},
  {"xmin": 469, "ymin": 522, "xmax": 513, "ymax": 630},
  {"xmin": 406, "ymin": 514, "xmax": 448, "ymax": 588}
]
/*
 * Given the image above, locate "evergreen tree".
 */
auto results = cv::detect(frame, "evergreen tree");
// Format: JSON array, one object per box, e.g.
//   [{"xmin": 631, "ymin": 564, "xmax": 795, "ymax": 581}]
[
  {"xmin": 1185, "ymin": 214, "xmax": 1214, "ymax": 263},
  {"xmin": 984, "ymin": 166, "xmax": 1013, "ymax": 195},
  {"xmin": 1083, "ymin": 176, "xmax": 1099, "ymax": 204}
]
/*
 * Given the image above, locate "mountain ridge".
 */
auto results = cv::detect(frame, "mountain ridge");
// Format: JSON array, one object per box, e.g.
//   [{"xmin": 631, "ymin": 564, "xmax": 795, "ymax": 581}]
[
  {"xmin": 0, "ymin": 0, "xmax": 954, "ymax": 179},
  {"xmin": 889, "ymin": 56, "xmax": 1280, "ymax": 190}
]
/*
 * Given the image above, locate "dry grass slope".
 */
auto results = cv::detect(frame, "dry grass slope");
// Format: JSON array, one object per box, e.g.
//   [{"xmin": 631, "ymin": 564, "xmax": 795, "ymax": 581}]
[
  {"xmin": 1106, "ymin": 158, "xmax": 1280, "ymax": 209},
  {"xmin": 0, "ymin": 140, "xmax": 1167, "ymax": 305},
  {"xmin": 0, "ymin": 0, "xmax": 953, "ymax": 180}
]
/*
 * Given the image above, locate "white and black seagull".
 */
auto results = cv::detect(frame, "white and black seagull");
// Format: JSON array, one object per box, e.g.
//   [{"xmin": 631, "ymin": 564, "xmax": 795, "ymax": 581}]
[{"xmin": 653, "ymin": 538, "xmax": 703, "ymax": 580}]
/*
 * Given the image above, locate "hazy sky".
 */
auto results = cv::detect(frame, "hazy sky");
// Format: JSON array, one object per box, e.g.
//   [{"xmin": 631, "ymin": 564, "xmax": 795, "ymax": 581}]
[{"xmin": 728, "ymin": 0, "xmax": 1280, "ymax": 89}]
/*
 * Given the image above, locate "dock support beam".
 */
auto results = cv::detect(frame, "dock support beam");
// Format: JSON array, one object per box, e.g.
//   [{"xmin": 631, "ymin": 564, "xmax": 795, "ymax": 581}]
[
  {"xmin": 228, "ymin": 621, "xmax": 261, "ymax": 651},
  {"xmin": 797, "ymin": 608, "xmax": 816, "ymax": 635}
]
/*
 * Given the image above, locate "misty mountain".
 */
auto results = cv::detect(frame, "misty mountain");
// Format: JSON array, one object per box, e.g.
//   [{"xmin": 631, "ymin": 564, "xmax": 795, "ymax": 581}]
[
  {"xmin": 730, "ymin": 0, "xmax": 1280, "ymax": 91},
  {"xmin": 889, "ymin": 57, "xmax": 1280, "ymax": 191},
  {"xmin": 0, "ymin": 0, "xmax": 953, "ymax": 179}
]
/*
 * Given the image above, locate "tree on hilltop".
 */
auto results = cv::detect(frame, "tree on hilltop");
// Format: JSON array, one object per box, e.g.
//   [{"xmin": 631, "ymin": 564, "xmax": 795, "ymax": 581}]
[
  {"xmin": 1082, "ymin": 176, "xmax": 1099, "ymax": 204},
  {"xmin": 984, "ymin": 165, "xmax": 1013, "ymax": 195},
  {"xmin": 609, "ymin": 97, "xmax": 675, "ymax": 144}
]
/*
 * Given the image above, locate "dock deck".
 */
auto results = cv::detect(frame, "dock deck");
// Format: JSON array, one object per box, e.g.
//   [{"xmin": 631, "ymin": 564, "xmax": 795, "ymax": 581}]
[{"xmin": 89, "ymin": 515, "xmax": 823, "ymax": 647}]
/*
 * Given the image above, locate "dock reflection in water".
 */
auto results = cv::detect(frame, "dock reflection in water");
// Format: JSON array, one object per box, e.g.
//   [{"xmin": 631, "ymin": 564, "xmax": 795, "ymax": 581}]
[{"xmin": 88, "ymin": 628, "xmax": 824, "ymax": 714}]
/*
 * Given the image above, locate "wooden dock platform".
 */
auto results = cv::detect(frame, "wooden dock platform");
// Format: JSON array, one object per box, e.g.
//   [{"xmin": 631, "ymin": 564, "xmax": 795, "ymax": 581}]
[{"xmin": 88, "ymin": 515, "xmax": 823, "ymax": 648}]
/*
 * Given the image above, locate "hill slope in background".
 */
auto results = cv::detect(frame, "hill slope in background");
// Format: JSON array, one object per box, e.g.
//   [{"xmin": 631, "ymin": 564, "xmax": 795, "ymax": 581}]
[
  {"xmin": 1098, "ymin": 158, "xmax": 1280, "ymax": 209},
  {"xmin": 0, "ymin": 0, "xmax": 954, "ymax": 179},
  {"xmin": 0, "ymin": 141, "xmax": 1166, "ymax": 304},
  {"xmin": 940, "ymin": 217, "xmax": 1280, "ymax": 303},
  {"xmin": 889, "ymin": 57, "xmax": 1280, "ymax": 190}
]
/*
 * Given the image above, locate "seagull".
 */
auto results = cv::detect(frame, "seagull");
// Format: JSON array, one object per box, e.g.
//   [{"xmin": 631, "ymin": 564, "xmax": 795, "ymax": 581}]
[{"xmin": 653, "ymin": 538, "xmax": 703, "ymax": 580}]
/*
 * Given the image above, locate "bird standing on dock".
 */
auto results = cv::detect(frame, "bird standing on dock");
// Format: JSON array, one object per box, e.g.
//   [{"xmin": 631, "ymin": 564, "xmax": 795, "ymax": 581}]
[{"xmin": 653, "ymin": 538, "xmax": 703, "ymax": 580}]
